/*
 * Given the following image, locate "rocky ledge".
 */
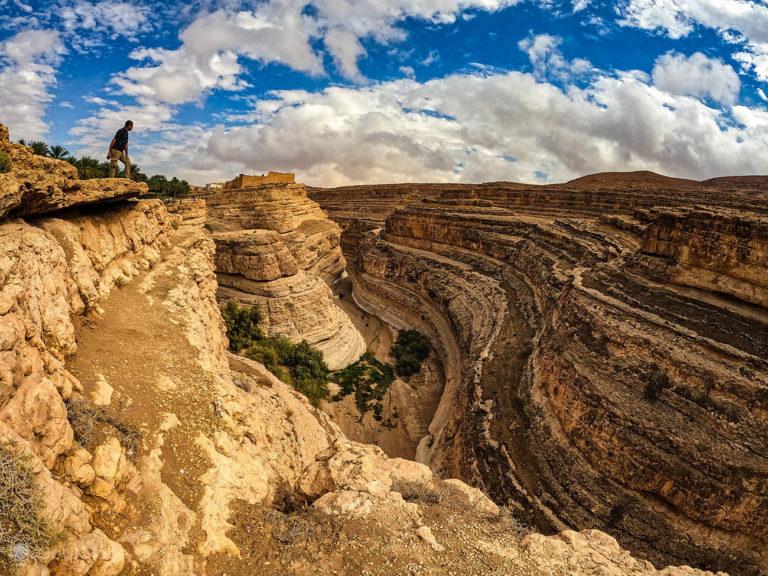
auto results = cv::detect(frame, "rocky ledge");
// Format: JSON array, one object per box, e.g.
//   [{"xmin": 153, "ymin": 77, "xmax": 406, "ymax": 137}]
[{"xmin": 0, "ymin": 123, "xmax": 147, "ymax": 217}]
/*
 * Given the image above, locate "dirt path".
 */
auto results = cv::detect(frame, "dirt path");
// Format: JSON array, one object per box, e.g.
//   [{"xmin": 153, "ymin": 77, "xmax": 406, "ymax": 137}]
[{"xmin": 67, "ymin": 232, "xmax": 223, "ymax": 573}]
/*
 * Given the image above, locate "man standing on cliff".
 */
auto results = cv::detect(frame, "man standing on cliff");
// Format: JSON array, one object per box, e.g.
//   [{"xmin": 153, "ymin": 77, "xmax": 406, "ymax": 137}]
[{"xmin": 107, "ymin": 120, "xmax": 133, "ymax": 179}]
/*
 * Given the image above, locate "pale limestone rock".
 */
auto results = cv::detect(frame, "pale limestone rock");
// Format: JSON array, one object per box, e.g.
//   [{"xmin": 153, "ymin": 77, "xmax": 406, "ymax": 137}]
[
  {"xmin": 415, "ymin": 525, "xmax": 444, "ymax": 552},
  {"xmin": 517, "ymin": 530, "xmax": 729, "ymax": 575},
  {"xmin": 196, "ymin": 430, "xmax": 272, "ymax": 557},
  {"xmin": 92, "ymin": 437, "xmax": 122, "ymax": 482},
  {"xmin": 207, "ymin": 180, "xmax": 365, "ymax": 370},
  {"xmin": 91, "ymin": 374, "xmax": 113, "ymax": 406},
  {"xmin": 63, "ymin": 447, "xmax": 96, "ymax": 487},
  {"xmin": 205, "ymin": 183, "xmax": 327, "ymax": 234},
  {"xmin": 51, "ymin": 529, "xmax": 125, "ymax": 576},
  {"xmin": 442, "ymin": 478, "xmax": 499, "ymax": 516},
  {"xmin": 299, "ymin": 438, "xmax": 433, "ymax": 499}
]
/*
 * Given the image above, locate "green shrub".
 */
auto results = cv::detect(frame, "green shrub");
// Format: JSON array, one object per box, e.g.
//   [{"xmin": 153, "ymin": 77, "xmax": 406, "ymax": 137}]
[
  {"xmin": 0, "ymin": 446, "xmax": 63, "ymax": 572},
  {"xmin": 391, "ymin": 329, "xmax": 431, "ymax": 377},
  {"xmin": 0, "ymin": 151, "xmax": 11, "ymax": 174},
  {"xmin": 333, "ymin": 352, "xmax": 394, "ymax": 420},
  {"xmin": 222, "ymin": 301, "xmax": 263, "ymax": 351},
  {"xmin": 245, "ymin": 337, "xmax": 329, "ymax": 406}
]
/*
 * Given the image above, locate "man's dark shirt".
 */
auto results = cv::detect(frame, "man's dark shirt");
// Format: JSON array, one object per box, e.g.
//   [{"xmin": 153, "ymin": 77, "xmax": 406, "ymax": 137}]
[{"xmin": 113, "ymin": 128, "xmax": 129, "ymax": 152}]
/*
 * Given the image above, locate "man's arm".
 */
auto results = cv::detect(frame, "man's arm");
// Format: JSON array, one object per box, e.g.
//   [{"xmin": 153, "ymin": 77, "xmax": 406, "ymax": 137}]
[
  {"xmin": 107, "ymin": 137, "xmax": 116, "ymax": 158},
  {"xmin": 124, "ymin": 143, "xmax": 128, "ymax": 159}
]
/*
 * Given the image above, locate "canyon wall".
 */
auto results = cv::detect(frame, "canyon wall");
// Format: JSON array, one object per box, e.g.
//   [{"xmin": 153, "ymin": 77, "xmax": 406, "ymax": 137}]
[
  {"xmin": 313, "ymin": 175, "xmax": 768, "ymax": 575},
  {"xmin": 204, "ymin": 182, "xmax": 366, "ymax": 369}
]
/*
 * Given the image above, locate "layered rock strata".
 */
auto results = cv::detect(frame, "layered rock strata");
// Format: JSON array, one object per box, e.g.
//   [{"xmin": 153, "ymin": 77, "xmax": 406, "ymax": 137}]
[
  {"xmin": 314, "ymin": 178, "xmax": 768, "ymax": 575},
  {"xmin": 0, "ymin": 120, "xmax": 737, "ymax": 575},
  {"xmin": 205, "ymin": 182, "xmax": 364, "ymax": 370}
]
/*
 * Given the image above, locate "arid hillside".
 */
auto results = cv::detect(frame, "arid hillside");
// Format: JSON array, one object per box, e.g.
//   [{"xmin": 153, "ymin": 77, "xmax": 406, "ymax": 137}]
[{"xmin": 312, "ymin": 173, "xmax": 768, "ymax": 575}]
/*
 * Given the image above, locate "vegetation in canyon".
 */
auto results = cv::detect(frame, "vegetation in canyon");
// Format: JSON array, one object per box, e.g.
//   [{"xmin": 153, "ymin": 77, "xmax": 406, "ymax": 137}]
[
  {"xmin": 223, "ymin": 302, "xmax": 432, "ymax": 415},
  {"xmin": 391, "ymin": 329, "xmax": 432, "ymax": 377},
  {"xmin": 333, "ymin": 352, "xmax": 395, "ymax": 421},
  {"xmin": 222, "ymin": 301, "xmax": 331, "ymax": 406}
]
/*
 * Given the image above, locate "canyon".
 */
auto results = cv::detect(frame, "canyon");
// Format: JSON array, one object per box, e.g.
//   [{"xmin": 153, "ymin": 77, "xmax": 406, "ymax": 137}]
[
  {"xmin": 311, "ymin": 173, "xmax": 768, "ymax": 575},
  {"xmin": 0, "ymin": 119, "xmax": 764, "ymax": 576}
]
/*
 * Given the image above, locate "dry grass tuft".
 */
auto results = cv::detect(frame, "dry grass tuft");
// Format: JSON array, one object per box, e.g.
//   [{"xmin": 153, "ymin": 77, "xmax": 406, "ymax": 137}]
[
  {"xmin": 66, "ymin": 396, "xmax": 141, "ymax": 460},
  {"xmin": 0, "ymin": 446, "xmax": 63, "ymax": 573},
  {"xmin": 391, "ymin": 479, "xmax": 443, "ymax": 504}
]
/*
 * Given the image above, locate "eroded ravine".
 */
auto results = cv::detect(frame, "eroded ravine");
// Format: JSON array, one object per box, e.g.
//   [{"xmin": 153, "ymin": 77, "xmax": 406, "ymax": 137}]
[{"xmin": 313, "ymin": 180, "xmax": 768, "ymax": 575}]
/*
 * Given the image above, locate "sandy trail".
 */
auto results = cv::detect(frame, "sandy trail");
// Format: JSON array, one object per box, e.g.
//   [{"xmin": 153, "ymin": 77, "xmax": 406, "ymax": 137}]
[{"xmin": 67, "ymin": 230, "xmax": 224, "ymax": 574}]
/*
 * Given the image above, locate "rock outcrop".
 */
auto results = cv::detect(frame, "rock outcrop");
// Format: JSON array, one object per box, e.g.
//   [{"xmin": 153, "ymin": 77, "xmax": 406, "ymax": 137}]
[
  {"xmin": 0, "ymin": 125, "xmax": 147, "ymax": 218},
  {"xmin": 312, "ymin": 174, "xmax": 768, "ymax": 575},
  {"xmin": 205, "ymin": 180, "xmax": 365, "ymax": 369}
]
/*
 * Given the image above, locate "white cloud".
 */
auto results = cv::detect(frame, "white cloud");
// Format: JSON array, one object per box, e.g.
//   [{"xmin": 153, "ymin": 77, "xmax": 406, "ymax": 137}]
[
  {"xmin": 653, "ymin": 52, "xmax": 741, "ymax": 104},
  {"xmin": 104, "ymin": 0, "xmax": 521, "ymax": 108},
  {"xmin": 60, "ymin": 1, "xmax": 151, "ymax": 43},
  {"xmin": 519, "ymin": 33, "xmax": 592, "ymax": 81},
  {"xmin": 734, "ymin": 42, "xmax": 768, "ymax": 82},
  {"xmin": 0, "ymin": 29, "xmax": 65, "ymax": 140},
  {"xmin": 572, "ymin": 0, "xmax": 590, "ymax": 11},
  {"xmin": 758, "ymin": 87, "xmax": 768, "ymax": 101},
  {"xmin": 620, "ymin": 0, "xmax": 768, "ymax": 83},
  {"xmin": 196, "ymin": 69, "xmax": 768, "ymax": 187}
]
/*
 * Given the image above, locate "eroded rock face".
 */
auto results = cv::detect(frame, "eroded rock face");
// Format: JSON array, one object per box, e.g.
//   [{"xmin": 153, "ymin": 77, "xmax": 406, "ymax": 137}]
[
  {"xmin": 205, "ymin": 181, "xmax": 365, "ymax": 370},
  {"xmin": 0, "ymin": 123, "xmax": 148, "ymax": 217},
  {"xmin": 314, "ymin": 175, "xmax": 768, "ymax": 574},
  {"xmin": 0, "ymin": 198, "xmax": 171, "ymax": 575}
]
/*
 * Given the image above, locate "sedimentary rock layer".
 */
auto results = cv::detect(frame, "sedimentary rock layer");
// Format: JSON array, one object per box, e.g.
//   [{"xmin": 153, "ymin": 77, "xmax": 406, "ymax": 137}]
[
  {"xmin": 205, "ymin": 182, "xmax": 365, "ymax": 370},
  {"xmin": 317, "ymin": 179, "xmax": 768, "ymax": 575}
]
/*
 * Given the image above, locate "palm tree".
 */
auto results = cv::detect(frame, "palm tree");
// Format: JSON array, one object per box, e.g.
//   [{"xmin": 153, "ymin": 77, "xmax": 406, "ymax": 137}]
[
  {"xmin": 29, "ymin": 141, "xmax": 50, "ymax": 156},
  {"xmin": 49, "ymin": 145, "xmax": 71, "ymax": 160},
  {"xmin": 74, "ymin": 156, "xmax": 103, "ymax": 180}
]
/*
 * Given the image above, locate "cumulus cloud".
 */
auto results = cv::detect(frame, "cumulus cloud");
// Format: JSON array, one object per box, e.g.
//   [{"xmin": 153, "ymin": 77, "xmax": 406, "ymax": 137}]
[
  {"xmin": 572, "ymin": 0, "xmax": 590, "ymax": 11},
  {"xmin": 198, "ymin": 69, "xmax": 768, "ymax": 186},
  {"xmin": 619, "ymin": 0, "xmax": 768, "ymax": 83},
  {"xmin": 106, "ymin": 0, "xmax": 521, "ymax": 108},
  {"xmin": 653, "ymin": 52, "xmax": 741, "ymax": 105},
  {"xmin": 60, "ymin": 0, "xmax": 151, "ymax": 43},
  {"xmin": 0, "ymin": 29, "xmax": 65, "ymax": 140},
  {"xmin": 519, "ymin": 33, "xmax": 592, "ymax": 81}
]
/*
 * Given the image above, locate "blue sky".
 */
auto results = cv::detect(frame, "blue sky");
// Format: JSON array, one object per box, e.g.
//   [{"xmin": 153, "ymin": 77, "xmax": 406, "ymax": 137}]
[{"xmin": 1, "ymin": 0, "xmax": 767, "ymax": 185}]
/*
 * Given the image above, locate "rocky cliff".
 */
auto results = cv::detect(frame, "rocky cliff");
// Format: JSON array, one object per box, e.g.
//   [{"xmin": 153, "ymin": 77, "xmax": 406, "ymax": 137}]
[
  {"xmin": 312, "ymin": 175, "xmax": 768, "ymax": 575},
  {"xmin": 0, "ymin": 121, "xmax": 746, "ymax": 576},
  {"xmin": 204, "ymin": 182, "xmax": 366, "ymax": 369}
]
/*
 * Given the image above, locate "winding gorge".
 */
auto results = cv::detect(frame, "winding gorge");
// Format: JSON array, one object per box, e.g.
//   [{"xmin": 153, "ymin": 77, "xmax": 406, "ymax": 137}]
[{"xmin": 311, "ymin": 175, "xmax": 768, "ymax": 574}]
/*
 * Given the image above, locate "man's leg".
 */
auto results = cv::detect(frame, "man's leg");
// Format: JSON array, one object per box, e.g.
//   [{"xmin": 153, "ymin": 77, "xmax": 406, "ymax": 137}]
[
  {"xmin": 121, "ymin": 153, "xmax": 132, "ymax": 179},
  {"xmin": 109, "ymin": 150, "xmax": 118, "ymax": 178}
]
